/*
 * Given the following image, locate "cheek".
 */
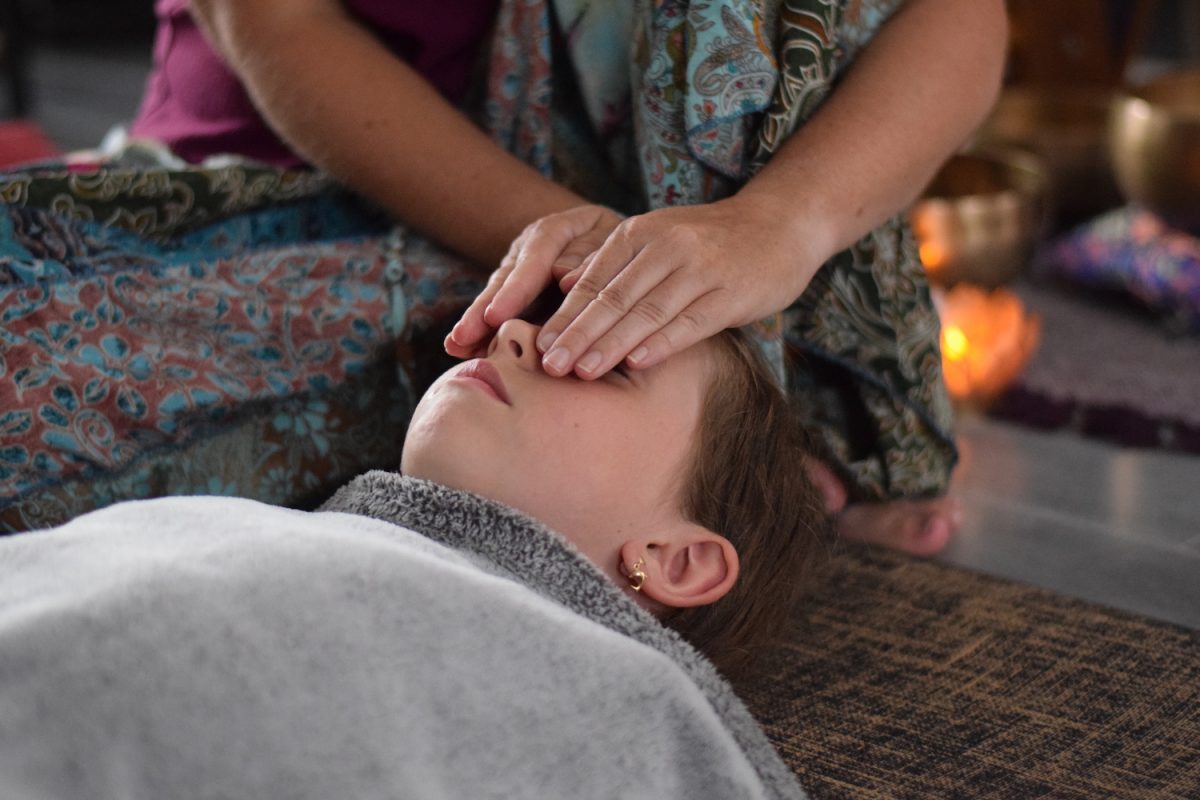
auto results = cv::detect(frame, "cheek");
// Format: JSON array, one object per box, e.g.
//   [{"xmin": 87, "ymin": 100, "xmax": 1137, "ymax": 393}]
[
  {"xmin": 618, "ymin": 408, "xmax": 699, "ymax": 496},
  {"xmin": 534, "ymin": 403, "xmax": 679, "ymax": 494},
  {"xmin": 513, "ymin": 401, "xmax": 610, "ymax": 473}
]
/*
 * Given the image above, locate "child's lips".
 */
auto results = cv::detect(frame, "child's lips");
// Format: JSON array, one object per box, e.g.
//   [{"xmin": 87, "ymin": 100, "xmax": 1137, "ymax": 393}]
[{"xmin": 450, "ymin": 359, "xmax": 512, "ymax": 405}]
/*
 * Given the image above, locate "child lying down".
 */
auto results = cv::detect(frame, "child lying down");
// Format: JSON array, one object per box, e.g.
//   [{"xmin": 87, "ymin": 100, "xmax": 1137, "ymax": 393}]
[{"xmin": 0, "ymin": 320, "xmax": 830, "ymax": 800}]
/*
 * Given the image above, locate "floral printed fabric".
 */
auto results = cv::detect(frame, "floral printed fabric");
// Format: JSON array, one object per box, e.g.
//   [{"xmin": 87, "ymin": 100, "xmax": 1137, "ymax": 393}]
[
  {"xmin": 0, "ymin": 162, "xmax": 482, "ymax": 532},
  {"xmin": 1, "ymin": 360, "xmax": 410, "ymax": 532}
]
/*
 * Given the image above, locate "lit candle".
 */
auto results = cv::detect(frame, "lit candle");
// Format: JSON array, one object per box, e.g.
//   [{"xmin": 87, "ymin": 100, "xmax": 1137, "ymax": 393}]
[{"xmin": 936, "ymin": 285, "xmax": 1042, "ymax": 407}]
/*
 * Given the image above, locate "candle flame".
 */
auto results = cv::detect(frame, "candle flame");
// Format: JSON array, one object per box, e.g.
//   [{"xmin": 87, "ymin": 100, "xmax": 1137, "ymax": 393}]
[
  {"xmin": 942, "ymin": 325, "xmax": 969, "ymax": 361},
  {"xmin": 935, "ymin": 285, "xmax": 1041, "ymax": 408}
]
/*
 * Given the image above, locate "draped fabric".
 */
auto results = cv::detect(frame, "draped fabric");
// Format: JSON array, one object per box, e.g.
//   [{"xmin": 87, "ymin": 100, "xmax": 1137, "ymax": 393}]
[{"xmin": 0, "ymin": 162, "xmax": 423, "ymax": 531}]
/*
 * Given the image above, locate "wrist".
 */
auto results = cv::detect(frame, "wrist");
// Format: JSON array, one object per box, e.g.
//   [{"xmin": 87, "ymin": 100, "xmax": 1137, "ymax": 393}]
[{"xmin": 728, "ymin": 183, "xmax": 838, "ymax": 291}]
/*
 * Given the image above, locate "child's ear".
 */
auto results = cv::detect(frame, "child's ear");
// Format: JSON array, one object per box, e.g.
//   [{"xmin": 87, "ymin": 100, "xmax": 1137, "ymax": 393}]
[{"xmin": 620, "ymin": 527, "xmax": 738, "ymax": 609}]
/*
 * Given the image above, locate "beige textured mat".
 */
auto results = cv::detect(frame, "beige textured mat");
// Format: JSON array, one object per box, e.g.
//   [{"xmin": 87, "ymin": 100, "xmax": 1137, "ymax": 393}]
[{"xmin": 743, "ymin": 545, "xmax": 1200, "ymax": 799}]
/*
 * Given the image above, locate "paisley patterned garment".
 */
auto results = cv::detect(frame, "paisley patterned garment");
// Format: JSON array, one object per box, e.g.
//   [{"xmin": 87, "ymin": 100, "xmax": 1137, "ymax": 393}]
[
  {"xmin": 549, "ymin": 0, "xmax": 956, "ymax": 498},
  {"xmin": 0, "ymin": 0, "xmax": 952, "ymax": 532}
]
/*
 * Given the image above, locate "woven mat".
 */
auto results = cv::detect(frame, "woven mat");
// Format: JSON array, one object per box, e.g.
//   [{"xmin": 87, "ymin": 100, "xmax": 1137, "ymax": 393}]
[
  {"xmin": 990, "ymin": 282, "xmax": 1200, "ymax": 453},
  {"xmin": 742, "ymin": 545, "xmax": 1200, "ymax": 799}
]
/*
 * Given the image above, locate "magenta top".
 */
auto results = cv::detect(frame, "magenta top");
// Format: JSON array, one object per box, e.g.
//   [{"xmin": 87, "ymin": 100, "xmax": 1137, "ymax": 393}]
[{"xmin": 129, "ymin": 0, "xmax": 499, "ymax": 167}]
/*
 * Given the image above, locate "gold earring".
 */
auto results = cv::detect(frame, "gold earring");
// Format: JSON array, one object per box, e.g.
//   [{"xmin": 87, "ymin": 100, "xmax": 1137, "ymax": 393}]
[{"xmin": 627, "ymin": 558, "xmax": 646, "ymax": 592}]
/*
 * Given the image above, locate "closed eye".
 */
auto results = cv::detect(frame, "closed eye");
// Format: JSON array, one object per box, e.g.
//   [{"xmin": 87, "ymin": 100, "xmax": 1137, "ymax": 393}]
[{"xmin": 609, "ymin": 360, "xmax": 636, "ymax": 384}]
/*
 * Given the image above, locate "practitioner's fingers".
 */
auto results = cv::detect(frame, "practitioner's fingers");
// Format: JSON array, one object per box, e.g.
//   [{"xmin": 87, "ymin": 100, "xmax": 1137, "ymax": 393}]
[
  {"xmin": 447, "ymin": 205, "xmax": 620, "ymax": 358},
  {"xmin": 557, "ymin": 263, "xmax": 584, "ymax": 294},
  {"xmin": 484, "ymin": 222, "xmax": 573, "ymax": 328},
  {"xmin": 556, "ymin": 269, "xmax": 712, "ymax": 379},
  {"xmin": 550, "ymin": 226, "xmax": 608, "ymax": 283},
  {"xmin": 446, "ymin": 257, "xmax": 511, "ymax": 357},
  {"xmin": 487, "ymin": 205, "xmax": 622, "ymax": 327},
  {"xmin": 445, "ymin": 238, "xmax": 524, "ymax": 358},
  {"xmin": 537, "ymin": 237, "xmax": 676, "ymax": 376},
  {"xmin": 531, "ymin": 194, "xmax": 830, "ymax": 376},
  {"xmin": 621, "ymin": 290, "xmax": 730, "ymax": 371}
]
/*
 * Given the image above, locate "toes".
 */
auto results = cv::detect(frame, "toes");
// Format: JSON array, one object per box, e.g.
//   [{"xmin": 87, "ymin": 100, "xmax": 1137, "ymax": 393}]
[
  {"xmin": 905, "ymin": 513, "xmax": 955, "ymax": 557},
  {"xmin": 836, "ymin": 496, "xmax": 961, "ymax": 557}
]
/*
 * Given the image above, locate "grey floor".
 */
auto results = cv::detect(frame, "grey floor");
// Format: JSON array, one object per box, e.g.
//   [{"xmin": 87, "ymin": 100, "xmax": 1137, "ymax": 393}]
[
  {"xmin": 16, "ymin": 41, "xmax": 1200, "ymax": 632},
  {"xmin": 947, "ymin": 413, "xmax": 1200, "ymax": 630}
]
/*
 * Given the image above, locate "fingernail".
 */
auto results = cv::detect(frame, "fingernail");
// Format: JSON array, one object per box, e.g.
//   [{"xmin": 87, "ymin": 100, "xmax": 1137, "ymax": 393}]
[
  {"xmin": 544, "ymin": 348, "xmax": 570, "ymax": 374},
  {"xmin": 578, "ymin": 351, "xmax": 602, "ymax": 374},
  {"xmin": 536, "ymin": 330, "xmax": 557, "ymax": 353},
  {"xmin": 628, "ymin": 346, "xmax": 649, "ymax": 365}
]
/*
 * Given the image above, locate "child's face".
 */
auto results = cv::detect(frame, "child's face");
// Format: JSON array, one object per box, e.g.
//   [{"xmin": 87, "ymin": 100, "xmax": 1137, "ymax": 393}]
[{"xmin": 402, "ymin": 319, "xmax": 714, "ymax": 571}]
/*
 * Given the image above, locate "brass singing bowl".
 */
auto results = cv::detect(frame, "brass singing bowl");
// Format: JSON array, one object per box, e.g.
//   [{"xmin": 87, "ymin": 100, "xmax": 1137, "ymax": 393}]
[
  {"xmin": 1109, "ymin": 69, "xmax": 1200, "ymax": 229},
  {"xmin": 979, "ymin": 86, "xmax": 1121, "ymax": 224},
  {"xmin": 908, "ymin": 149, "xmax": 1050, "ymax": 288}
]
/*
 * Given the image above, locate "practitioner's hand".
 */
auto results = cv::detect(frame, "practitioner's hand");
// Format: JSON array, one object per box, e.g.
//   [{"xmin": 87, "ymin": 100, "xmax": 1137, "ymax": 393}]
[
  {"xmin": 535, "ymin": 195, "xmax": 831, "ymax": 378},
  {"xmin": 445, "ymin": 205, "xmax": 623, "ymax": 359}
]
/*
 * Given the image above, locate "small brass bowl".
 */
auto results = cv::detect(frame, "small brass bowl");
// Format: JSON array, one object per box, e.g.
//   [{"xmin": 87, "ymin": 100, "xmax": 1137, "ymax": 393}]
[
  {"xmin": 1109, "ymin": 69, "xmax": 1200, "ymax": 229},
  {"xmin": 908, "ymin": 149, "xmax": 1050, "ymax": 288},
  {"xmin": 979, "ymin": 86, "xmax": 1121, "ymax": 224}
]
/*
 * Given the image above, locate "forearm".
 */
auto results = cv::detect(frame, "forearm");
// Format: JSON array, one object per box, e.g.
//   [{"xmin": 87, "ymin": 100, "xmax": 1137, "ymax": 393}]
[
  {"xmin": 190, "ymin": 0, "xmax": 584, "ymax": 267},
  {"xmin": 738, "ymin": 0, "xmax": 1008, "ymax": 273}
]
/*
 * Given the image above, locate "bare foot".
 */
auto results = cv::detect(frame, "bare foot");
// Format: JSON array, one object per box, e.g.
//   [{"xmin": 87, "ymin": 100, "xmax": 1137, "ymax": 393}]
[
  {"xmin": 804, "ymin": 457, "xmax": 962, "ymax": 557},
  {"xmin": 836, "ymin": 496, "xmax": 963, "ymax": 557}
]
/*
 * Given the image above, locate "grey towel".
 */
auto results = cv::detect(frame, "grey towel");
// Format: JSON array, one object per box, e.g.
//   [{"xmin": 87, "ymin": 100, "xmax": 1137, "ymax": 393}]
[{"xmin": 0, "ymin": 472, "xmax": 806, "ymax": 800}]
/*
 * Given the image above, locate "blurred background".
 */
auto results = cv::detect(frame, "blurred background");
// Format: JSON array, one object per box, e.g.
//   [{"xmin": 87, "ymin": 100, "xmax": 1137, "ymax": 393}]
[
  {"xmin": 0, "ymin": 1, "xmax": 1197, "ymax": 624},
  {"xmin": 0, "ymin": 0, "xmax": 153, "ymax": 150}
]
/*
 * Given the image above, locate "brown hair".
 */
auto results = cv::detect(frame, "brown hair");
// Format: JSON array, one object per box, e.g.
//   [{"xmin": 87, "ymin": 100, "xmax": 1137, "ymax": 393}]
[{"xmin": 664, "ymin": 328, "xmax": 832, "ymax": 680}]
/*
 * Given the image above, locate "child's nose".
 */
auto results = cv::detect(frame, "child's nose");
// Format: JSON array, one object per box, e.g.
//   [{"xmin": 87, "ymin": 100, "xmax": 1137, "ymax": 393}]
[{"xmin": 489, "ymin": 319, "xmax": 541, "ymax": 366}]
